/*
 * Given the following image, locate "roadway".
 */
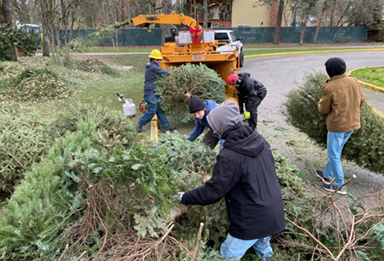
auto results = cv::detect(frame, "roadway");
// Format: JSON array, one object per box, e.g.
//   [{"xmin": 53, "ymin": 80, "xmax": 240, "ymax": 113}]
[{"xmin": 243, "ymin": 51, "xmax": 384, "ymax": 204}]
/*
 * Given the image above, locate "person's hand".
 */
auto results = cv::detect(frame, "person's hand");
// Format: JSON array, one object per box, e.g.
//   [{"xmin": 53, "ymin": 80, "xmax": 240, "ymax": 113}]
[
  {"xmin": 178, "ymin": 202, "xmax": 190, "ymax": 214},
  {"xmin": 244, "ymin": 111, "xmax": 251, "ymax": 120},
  {"xmin": 170, "ymin": 202, "xmax": 191, "ymax": 220},
  {"xmin": 172, "ymin": 192, "xmax": 185, "ymax": 201},
  {"xmin": 177, "ymin": 192, "xmax": 185, "ymax": 201}
]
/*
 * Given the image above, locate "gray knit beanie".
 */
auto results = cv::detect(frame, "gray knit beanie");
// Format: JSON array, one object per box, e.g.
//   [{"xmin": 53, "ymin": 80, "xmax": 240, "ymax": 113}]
[{"xmin": 207, "ymin": 101, "xmax": 241, "ymax": 136}]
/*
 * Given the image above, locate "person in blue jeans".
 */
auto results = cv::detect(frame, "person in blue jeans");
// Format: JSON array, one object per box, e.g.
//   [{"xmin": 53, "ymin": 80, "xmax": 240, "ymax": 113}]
[
  {"xmin": 316, "ymin": 57, "xmax": 365, "ymax": 195},
  {"xmin": 136, "ymin": 49, "xmax": 176, "ymax": 133},
  {"xmin": 187, "ymin": 96, "xmax": 220, "ymax": 149},
  {"xmin": 179, "ymin": 101, "xmax": 285, "ymax": 260}
]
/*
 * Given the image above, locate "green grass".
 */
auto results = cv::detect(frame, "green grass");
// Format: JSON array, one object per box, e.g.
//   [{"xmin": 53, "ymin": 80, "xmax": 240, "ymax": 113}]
[
  {"xmin": 1, "ymin": 55, "xmax": 195, "ymax": 137},
  {"xmin": 84, "ymin": 48, "xmax": 154, "ymax": 53},
  {"xmin": 350, "ymin": 67, "xmax": 384, "ymax": 88},
  {"xmin": 106, "ymin": 54, "xmax": 149, "ymax": 73},
  {"xmin": 243, "ymin": 47, "xmax": 383, "ymax": 56}
]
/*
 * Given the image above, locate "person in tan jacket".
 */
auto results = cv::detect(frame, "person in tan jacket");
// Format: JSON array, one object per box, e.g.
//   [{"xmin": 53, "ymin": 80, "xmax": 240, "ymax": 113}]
[{"xmin": 315, "ymin": 57, "xmax": 365, "ymax": 195}]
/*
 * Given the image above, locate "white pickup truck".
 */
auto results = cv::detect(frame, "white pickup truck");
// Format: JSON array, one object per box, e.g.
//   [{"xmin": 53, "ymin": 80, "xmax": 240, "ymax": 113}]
[{"xmin": 215, "ymin": 30, "xmax": 244, "ymax": 68}]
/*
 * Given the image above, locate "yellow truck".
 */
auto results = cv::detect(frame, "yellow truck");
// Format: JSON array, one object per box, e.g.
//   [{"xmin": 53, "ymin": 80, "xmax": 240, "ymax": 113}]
[{"xmin": 132, "ymin": 12, "xmax": 240, "ymax": 104}]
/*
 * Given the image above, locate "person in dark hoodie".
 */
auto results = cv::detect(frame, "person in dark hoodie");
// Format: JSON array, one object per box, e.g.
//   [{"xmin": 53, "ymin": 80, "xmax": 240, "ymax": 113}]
[
  {"xmin": 315, "ymin": 57, "xmax": 365, "ymax": 195},
  {"xmin": 187, "ymin": 96, "xmax": 220, "ymax": 149},
  {"xmin": 136, "ymin": 49, "xmax": 176, "ymax": 133},
  {"xmin": 179, "ymin": 101, "xmax": 285, "ymax": 260},
  {"xmin": 227, "ymin": 73, "xmax": 267, "ymax": 129}
]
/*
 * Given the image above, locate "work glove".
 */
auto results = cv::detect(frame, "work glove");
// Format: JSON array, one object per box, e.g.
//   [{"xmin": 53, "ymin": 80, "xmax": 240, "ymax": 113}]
[
  {"xmin": 177, "ymin": 192, "xmax": 185, "ymax": 201},
  {"xmin": 244, "ymin": 111, "xmax": 251, "ymax": 120},
  {"xmin": 172, "ymin": 192, "xmax": 185, "ymax": 201}
]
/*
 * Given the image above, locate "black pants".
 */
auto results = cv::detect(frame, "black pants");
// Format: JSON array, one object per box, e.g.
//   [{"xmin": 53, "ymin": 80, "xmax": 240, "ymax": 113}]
[{"xmin": 247, "ymin": 96, "xmax": 264, "ymax": 129}]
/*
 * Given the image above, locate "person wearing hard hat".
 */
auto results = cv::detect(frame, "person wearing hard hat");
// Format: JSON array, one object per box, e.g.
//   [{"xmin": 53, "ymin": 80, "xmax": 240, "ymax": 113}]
[
  {"xmin": 227, "ymin": 73, "xmax": 267, "ymax": 129},
  {"xmin": 136, "ymin": 49, "xmax": 176, "ymax": 133}
]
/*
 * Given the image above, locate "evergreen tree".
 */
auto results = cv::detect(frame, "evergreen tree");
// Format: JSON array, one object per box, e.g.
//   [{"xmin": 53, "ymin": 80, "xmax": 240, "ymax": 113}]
[
  {"xmin": 155, "ymin": 63, "xmax": 226, "ymax": 123},
  {"xmin": 283, "ymin": 72, "xmax": 384, "ymax": 174}
]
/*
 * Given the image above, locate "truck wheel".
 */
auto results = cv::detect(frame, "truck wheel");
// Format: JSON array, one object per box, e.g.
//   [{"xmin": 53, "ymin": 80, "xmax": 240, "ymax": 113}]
[{"xmin": 239, "ymin": 51, "xmax": 244, "ymax": 68}]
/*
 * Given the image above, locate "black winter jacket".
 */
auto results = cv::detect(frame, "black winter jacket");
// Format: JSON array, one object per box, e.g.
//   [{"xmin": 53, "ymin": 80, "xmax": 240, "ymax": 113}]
[
  {"xmin": 237, "ymin": 73, "xmax": 267, "ymax": 113},
  {"xmin": 181, "ymin": 123, "xmax": 285, "ymax": 240}
]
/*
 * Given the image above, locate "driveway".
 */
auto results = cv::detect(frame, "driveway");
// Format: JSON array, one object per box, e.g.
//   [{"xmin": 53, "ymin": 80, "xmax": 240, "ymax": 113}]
[{"xmin": 243, "ymin": 51, "xmax": 384, "ymax": 205}]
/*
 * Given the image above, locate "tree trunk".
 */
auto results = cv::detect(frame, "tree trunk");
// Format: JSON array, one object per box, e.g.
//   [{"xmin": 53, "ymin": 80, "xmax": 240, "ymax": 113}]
[
  {"xmin": 314, "ymin": 0, "xmax": 328, "ymax": 43},
  {"xmin": 3, "ymin": 0, "xmax": 17, "ymax": 61},
  {"xmin": 299, "ymin": 1, "xmax": 316, "ymax": 45},
  {"xmin": 60, "ymin": 0, "xmax": 66, "ymax": 27},
  {"xmin": 42, "ymin": 25, "xmax": 50, "ymax": 57},
  {"xmin": 122, "ymin": 0, "xmax": 126, "ymax": 22},
  {"xmin": 273, "ymin": 0, "xmax": 284, "ymax": 45},
  {"xmin": 299, "ymin": 9, "xmax": 310, "ymax": 45},
  {"xmin": 0, "ymin": 4, "xmax": 6, "ymax": 24},
  {"xmin": 203, "ymin": 0, "xmax": 208, "ymax": 29},
  {"xmin": 161, "ymin": 0, "xmax": 171, "ymax": 46},
  {"xmin": 329, "ymin": 0, "xmax": 336, "ymax": 26},
  {"xmin": 175, "ymin": 0, "xmax": 180, "ymax": 13}
]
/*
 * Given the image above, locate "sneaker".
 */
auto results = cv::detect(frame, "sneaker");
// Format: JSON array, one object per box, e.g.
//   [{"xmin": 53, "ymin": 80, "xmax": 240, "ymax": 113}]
[
  {"xmin": 323, "ymin": 183, "xmax": 347, "ymax": 195},
  {"xmin": 163, "ymin": 127, "xmax": 177, "ymax": 133},
  {"xmin": 315, "ymin": 170, "xmax": 333, "ymax": 185},
  {"xmin": 136, "ymin": 122, "xmax": 143, "ymax": 133}
]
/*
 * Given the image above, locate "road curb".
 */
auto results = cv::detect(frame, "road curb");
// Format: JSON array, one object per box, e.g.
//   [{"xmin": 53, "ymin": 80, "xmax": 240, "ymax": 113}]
[
  {"xmin": 347, "ymin": 67, "xmax": 384, "ymax": 93},
  {"xmin": 244, "ymin": 48, "xmax": 384, "ymax": 59},
  {"xmin": 348, "ymin": 67, "xmax": 384, "ymax": 118}
]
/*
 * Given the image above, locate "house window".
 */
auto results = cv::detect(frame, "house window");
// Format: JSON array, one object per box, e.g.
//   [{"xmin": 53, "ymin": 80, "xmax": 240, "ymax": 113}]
[
  {"xmin": 237, "ymin": 24, "xmax": 252, "ymax": 32},
  {"xmin": 227, "ymin": 4, "xmax": 231, "ymax": 11}
]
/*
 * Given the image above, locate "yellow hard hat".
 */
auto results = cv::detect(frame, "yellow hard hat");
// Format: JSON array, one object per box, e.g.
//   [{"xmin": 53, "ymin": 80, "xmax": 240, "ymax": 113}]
[{"xmin": 149, "ymin": 49, "xmax": 163, "ymax": 59}]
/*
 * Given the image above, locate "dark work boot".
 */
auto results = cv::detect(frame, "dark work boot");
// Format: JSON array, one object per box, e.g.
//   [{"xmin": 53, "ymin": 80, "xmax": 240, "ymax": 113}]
[
  {"xmin": 163, "ymin": 127, "xmax": 177, "ymax": 133},
  {"xmin": 136, "ymin": 122, "xmax": 143, "ymax": 133}
]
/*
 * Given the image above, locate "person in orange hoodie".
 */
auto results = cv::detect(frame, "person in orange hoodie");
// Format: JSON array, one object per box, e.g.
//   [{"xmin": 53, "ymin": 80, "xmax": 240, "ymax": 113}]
[{"xmin": 315, "ymin": 57, "xmax": 365, "ymax": 195}]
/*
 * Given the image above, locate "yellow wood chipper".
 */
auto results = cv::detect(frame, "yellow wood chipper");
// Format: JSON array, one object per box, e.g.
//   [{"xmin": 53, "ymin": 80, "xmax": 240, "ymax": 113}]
[{"xmin": 132, "ymin": 12, "xmax": 240, "ymax": 104}]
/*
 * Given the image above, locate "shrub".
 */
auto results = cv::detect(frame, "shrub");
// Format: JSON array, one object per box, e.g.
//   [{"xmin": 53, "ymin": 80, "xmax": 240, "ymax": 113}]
[
  {"xmin": 0, "ymin": 113, "xmax": 53, "ymax": 195},
  {"xmin": 66, "ymin": 59, "xmax": 119, "ymax": 76},
  {"xmin": 52, "ymin": 102, "xmax": 138, "ymax": 150},
  {"xmin": 283, "ymin": 72, "xmax": 384, "ymax": 174},
  {"xmin": 0, "ymin": 103, "xmax": 137, "ymax": 200},
  {"xmin": 0, "ymin": 24, "xmax": 41, "ymax": 61},
  {"xmin": 0, "ymin": 117, "xmax": 101, "ymax": 260},
  {"xmin": 0, "ymin": 61, "xmax": 24, "ymax": 81},
  {"xmin": 1, "ymin": 67, "xmax": 72, "ymax": 103}
]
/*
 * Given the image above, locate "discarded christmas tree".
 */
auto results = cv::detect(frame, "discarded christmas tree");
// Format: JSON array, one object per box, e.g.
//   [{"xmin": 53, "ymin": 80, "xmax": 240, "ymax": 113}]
[
  {"xmin": 155, "ymin": 63, "xmax": 226, "ymax": 123},
  {"xmin": 283, "ymin": 72, "xmax": 384, "ymax": 174}
]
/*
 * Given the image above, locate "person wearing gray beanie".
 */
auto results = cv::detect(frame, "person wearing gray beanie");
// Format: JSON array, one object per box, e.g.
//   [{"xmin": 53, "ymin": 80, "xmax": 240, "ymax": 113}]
[
  {"xmin": 187, "ymin": 96, "xmax": 220, "ymax": 149},
  {"xmin": 179, "ymin": 100, "xmax": 285, "ymax": 260},
  {"xmin": 207, "ymin": 101, "xmax": 241, "ymax": 136}
]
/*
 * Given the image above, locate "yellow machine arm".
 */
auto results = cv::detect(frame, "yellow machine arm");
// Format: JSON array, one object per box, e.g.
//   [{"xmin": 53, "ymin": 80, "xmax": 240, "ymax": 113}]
[{"xmin": 132, "ymin": 12, "xmax": 202, "ymax": 31}]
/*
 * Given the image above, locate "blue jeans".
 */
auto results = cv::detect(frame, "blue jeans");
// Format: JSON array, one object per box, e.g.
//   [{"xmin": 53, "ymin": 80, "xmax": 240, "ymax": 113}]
[
  {"xmin": 220, "ymin": 233, "xmax": 273, "ymax": 260},
  {"xmin": 323, "ymin": 131, "xmax": 353, "ymax": 188},
  {"xmin": 138, "ymin": 94, "xmax": 170, "ymax": 131}
]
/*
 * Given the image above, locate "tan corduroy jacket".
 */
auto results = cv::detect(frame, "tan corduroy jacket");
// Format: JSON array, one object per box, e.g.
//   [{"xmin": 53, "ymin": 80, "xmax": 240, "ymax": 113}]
[{"xmin": 318, "ymin": 73, "xmax": 365, "ymax": 132}]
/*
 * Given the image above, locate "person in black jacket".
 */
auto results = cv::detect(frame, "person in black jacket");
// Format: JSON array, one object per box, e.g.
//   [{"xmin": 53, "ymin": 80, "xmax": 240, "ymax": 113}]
[
  {"xmin": 179, "ymin": 101, "xmax": 285, "ymax": 260},
  {"xmin": 227, "ymin": 73, "xmax": 267, "ymax": 129}
]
